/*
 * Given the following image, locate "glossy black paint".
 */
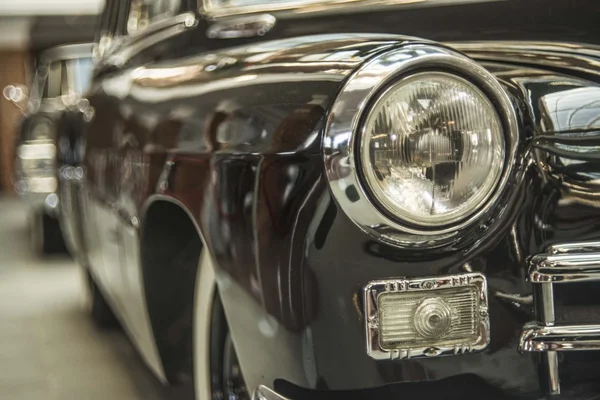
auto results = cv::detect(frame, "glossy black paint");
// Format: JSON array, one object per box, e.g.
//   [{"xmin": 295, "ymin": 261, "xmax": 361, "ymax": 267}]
[
  {"xmin": 68, "ymin": 0, "xmax": 600, "ymax": 398},
  {"xmin": 197, "ymin": 0, "xmax": 600, "ymax": 49}
]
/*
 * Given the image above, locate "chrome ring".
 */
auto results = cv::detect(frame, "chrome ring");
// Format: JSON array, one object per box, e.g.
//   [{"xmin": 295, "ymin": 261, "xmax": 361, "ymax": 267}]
[{"xmin": 322, "ymin": 43, "xmax": 519, "ymax": 247}]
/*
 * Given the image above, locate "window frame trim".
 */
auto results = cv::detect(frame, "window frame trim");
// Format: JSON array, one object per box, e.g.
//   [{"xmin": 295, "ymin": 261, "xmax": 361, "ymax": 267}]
[
  {"xmin": 200, "ymin": 0, "xmax": 501, "ymax": 19},
  {"xmin": 125, "ymin": 0, "xmax": 190, "ymax": 36},
  {"xmin": 95, "ymin": 11, "xmax": 197, "ymax": 73}
]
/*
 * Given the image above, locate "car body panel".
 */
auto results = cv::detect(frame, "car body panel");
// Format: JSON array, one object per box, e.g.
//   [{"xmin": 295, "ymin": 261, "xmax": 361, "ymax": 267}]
[{"xmin": 83, "ymin": 33, "xmax": 417, "ymax": 388}]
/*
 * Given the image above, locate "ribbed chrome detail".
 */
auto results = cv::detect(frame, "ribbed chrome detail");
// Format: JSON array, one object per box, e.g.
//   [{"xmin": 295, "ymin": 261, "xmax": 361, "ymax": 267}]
[{"xmin": 379, "ymin": 287, "xmax": 478, "ymax": 346}]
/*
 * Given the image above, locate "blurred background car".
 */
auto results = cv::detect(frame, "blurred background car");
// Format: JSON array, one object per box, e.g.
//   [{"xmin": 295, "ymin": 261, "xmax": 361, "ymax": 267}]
[
  {"xmin": 1, "ymin": 7, "xmax": 96, "ymax": 255},
  {"xmin": 6, "ymin": 42, "xmax": 94, "ymax": 254}
]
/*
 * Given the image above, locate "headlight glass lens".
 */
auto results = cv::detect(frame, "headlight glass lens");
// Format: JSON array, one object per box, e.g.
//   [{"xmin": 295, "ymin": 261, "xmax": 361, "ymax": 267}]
[
  {"xmin": 360, "ymin": 72, "xmax": 505, "ymax": 227},
  {"xmin": 29, "ymin": 119, "xmax": 54, "ymax": 140}
]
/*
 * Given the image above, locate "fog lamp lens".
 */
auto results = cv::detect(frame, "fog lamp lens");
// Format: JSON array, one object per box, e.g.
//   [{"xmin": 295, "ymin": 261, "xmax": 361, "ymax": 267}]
[
  {"xmin": 379, "ymin": 287, "xmax": 478, "ymax": 349},
  {"xmin": 412, "ymin": 297, "xmax": 453, "ymax": 339}
]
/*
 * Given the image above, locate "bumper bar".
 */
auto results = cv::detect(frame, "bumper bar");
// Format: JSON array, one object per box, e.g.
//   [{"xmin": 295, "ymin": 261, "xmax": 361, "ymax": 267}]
[
  {"xmin": 529, "ymin": 252, "xmax": 600, "ymax": 283},
  {"xmin": 520, "ymin": 322, "xmax": 600, "ymax": 352}
]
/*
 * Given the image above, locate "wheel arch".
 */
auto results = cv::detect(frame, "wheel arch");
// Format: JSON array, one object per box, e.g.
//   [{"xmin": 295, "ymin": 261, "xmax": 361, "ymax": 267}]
[{"xmin": 139, "ymin": 194, "xmax": 207, "ymax": 385}]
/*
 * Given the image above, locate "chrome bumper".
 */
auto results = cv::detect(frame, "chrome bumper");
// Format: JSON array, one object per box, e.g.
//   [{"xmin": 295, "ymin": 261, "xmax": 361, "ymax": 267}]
[
  {"xmin": 253, "ymin": 386, "xmax": 290, "ymax": 400},
  {"xmin": 519, "ymin": 241, "xmax": 600, "ymax": 395},
  {"xmin": 521, "ymin": 322, "xmax": 600, "ymax": 352}
]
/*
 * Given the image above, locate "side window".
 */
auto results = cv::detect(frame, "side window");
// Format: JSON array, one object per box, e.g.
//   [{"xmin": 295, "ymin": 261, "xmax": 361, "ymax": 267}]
[{"xmin": 127, "ymin": 0, "xmax": 182, "ymax": 34}]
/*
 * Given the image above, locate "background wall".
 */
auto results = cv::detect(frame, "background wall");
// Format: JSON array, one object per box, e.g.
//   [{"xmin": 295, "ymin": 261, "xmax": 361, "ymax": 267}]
[
  {"xmin": 0, "ymin": 0, "xmax": 103, "ymax": 16},
  {"xmin": 0, "ymin": 16, "xmax": 31, "ymax": 193},
  {"xmin": 0, "ymin": 51, "xmax": 29, "ymax": 193}
]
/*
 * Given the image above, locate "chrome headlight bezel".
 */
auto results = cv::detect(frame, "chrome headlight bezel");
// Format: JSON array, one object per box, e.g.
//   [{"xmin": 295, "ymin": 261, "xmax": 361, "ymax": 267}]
[{"xmin": 323, "ymin": 44, "xmax": 518, "ymax": 247}]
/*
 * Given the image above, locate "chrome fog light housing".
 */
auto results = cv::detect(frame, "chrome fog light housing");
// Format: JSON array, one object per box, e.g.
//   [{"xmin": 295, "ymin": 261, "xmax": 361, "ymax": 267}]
[
  {"xmin": 17, "ymin": 142, "xmax": 56, "ymax": 160},
  {"xmin": 364, "ymin": 273, "xmax": 489, "ymax": 360},
  {"xmin": 324, "ymin": 44, "xmax": 518, "ymax": 246},
  {"xmin": 360, "ymin": 72, "xmax": 505, "ymax": 227}
]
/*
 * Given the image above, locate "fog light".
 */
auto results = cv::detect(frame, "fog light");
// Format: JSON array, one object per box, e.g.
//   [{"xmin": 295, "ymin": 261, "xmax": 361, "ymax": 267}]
[
  {"xmin": 364, "ymin": 273, "xmax": 489, "ymax": 360},
  {"xmin": 411, "ymin": 297, "xmax": 453, "ymax": 339}
]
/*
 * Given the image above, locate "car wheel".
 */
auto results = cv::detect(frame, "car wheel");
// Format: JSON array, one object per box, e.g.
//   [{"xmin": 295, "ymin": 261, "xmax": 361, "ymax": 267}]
[
  {"xmin": 29, "ymin": 210, "xmax": 66, "ymax": 255},
  {"xmin": 85, "ymin": 270, "xmax": 118, "ymax": 329},
  {"xmin": 194, "ymin": 250, "xmax": 250, "ymax": 400}
]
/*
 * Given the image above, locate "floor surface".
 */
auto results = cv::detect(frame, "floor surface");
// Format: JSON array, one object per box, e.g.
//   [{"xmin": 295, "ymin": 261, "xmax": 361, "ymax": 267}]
[{"xmin": 0, "ymin": 196, "xmax": 192, "ymax": 400}]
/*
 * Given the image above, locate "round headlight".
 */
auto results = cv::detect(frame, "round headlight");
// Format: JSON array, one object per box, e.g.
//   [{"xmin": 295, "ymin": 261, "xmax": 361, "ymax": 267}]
[
  {"xmin": 360, "ymin": 72, "xmax": 505, "ymax": 227},
  {"xmin": 30, "ymin": 118, "xmax": 54, "ymax": 140}
]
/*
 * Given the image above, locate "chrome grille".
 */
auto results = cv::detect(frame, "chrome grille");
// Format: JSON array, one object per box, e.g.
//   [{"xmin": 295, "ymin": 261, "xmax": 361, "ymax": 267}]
[{"xmin": 519, "ymin": 241, "xmax": 600, "ymax": 396}]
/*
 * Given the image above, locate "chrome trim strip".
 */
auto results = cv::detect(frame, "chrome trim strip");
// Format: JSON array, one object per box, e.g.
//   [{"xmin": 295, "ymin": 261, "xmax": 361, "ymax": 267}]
[
  {"xmin": 100, "ymin": 13, "xmax": 197, "ymax": 69},
  {"xmin": 536, "ymin": 279, "xmax": 560, "ymax": 395},
  {"xmin": 202, "ymin": 0, "xmax": 502, "ymax": 19},
  {"xmin": 363, "ymin": 273, "xmax": 490, "ymax": 360},
  {"xmin": 546, "ymin": 241, "xmax": 600, "ymax": 255},
  {"xmin": 206, "ymin": 14, "xmax": 276, "ymax": 39},
  {"xmin": 40, "ymin": 43, "xmax": 94, "ymax": 64},
  {"xmin": 253, "ymin": 385, "xmax": 290, "ymax": 400},
  {"xmin": 126, "ymin": 12, "xmax": 198, "ymax": 43},
  {"xmin": 520, "ymin": 322, "xmax": 600, "ymax": 353},
  {"xmin": 322, "ymin": 44, "xmax": 518, "ymax": 247},
  {"xmin": 545, "ymin": 352, "xmax": 560, "ymax": 396},
  {"xmin": 539, "ymin": 283, "xmax": 555, "ymax": 321},
  {"xmin": 529, "ymin": 252, "xmax": 600, "ymax": 283}
]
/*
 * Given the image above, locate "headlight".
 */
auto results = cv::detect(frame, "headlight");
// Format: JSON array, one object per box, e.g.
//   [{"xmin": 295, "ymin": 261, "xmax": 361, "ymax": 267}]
[
  {"xmin": 28, "ymin": 118, "xmax": 54, "ymax": 140},
  {"xmin": 360, "ymin": 72, "xmax": 505, "ymax": 227},
  {"xmin": 324, "ymin": 44, "xmax": 518, "ymax": 246}
]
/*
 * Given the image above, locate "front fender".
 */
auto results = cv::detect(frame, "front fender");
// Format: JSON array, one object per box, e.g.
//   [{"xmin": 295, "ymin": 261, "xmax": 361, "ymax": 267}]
[{"xmin": 134, "ymin": 34, "xmax": 429, "ymax": 391}]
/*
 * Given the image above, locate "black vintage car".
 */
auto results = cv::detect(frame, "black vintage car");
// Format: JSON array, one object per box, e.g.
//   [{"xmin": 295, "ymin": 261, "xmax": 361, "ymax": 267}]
[
  {"xmin": 6, "ymin": 43, "xmax": 93, "ymax": 254},
  {"xmin": 61, "ymin": 0, "xmax": 600, "ymax": 398}
]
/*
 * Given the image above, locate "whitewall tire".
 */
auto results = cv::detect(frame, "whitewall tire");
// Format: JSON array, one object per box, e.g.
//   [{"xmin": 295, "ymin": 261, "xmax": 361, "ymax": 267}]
[{"xmin": 193, "ymin": 250, "xmax": 217, "ymax": 400}]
